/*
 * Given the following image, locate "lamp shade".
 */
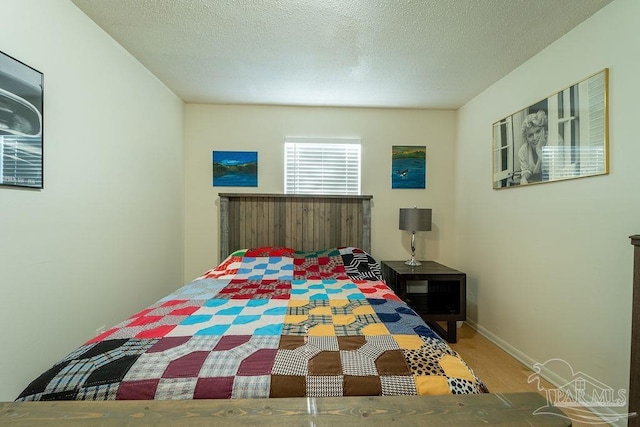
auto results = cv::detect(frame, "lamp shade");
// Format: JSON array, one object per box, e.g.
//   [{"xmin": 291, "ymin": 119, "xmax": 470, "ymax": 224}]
[{"xmin": 399, "ymin": 208, "xmax": 432, "ymax": 232}]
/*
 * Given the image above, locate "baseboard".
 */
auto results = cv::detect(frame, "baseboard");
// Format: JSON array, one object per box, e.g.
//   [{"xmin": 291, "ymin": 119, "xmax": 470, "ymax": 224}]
[
  {"xmin": 464, "ymin": 319, "xmax": 567, "ymax": 386},
  {"xmin": 464, "ymin": 319, "xmax": 627, "ymax": 427}
]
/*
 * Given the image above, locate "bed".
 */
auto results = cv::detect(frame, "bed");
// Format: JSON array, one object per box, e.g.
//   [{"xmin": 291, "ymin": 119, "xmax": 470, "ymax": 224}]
[
  {"xmin": 15, "ymin": 194, "xmax": 489, "ymax": 402},
  {"xmin": 16, "ymin": 245, "xmax": 487, "ymax": 401}
]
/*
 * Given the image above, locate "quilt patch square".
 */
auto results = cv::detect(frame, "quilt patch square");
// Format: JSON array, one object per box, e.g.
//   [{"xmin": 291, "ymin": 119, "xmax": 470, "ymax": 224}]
[
  {"xmin": 155, "ymin": 377, "xmax": 198, "ymax": 400},
  {"xmin": 355, "ymin": 281, "xmax": 402, "ymax": 301},
  {"xmin": 123, "ymin": 353, "xmax": 173, "ymax": 381},
  {"xmin": 271, "ymin": 349, "xmax": 310, "ymax": 376},
  {"xmin": 160, "ymin": 280, "xmax": 230, "ymax": 301},
  {"xmin": 343, "ymin": 375, "xmax": 381, "ymax": 396},
  {"xmin": 307, "ymin": 375, "xmax": 343, "ymax": 397},
  {"xmin": 197, "ymin": 255, "xmax": 243, "ymax": 280},
  {"xmin": 236, "ymin": 348, "xmax": 278, "ymax": 375},
  {"xmin": 293, "ymin": 250, "xmax": 349, "ymax": 281},
  {"xmin": 366, "ymin": 298, "xmax": 427, "ymax": 335},
  {"xmin": 162, "ymin": 351, "xmax": 209, "ymax": 379},
  {"xmin": 217, "ymin": 279, "xmax": 291, "ymax": 300},
  {"xmin": 289, "ymin": 279, "xmax": 365, "ymax": 300},
  {"xmin": 116, "ymin": 379, "xmax": 160, "ymax": 400},
  {"xmin": 193, "ymin": 377, "xmax": 234, "ymax": 399},
  {"xmin": 380, "ymin": 375, "xmax": 417, "ymax": 396},
  {"xmin": 102, "ymin": 314, "xmax": 189, "ymax": 340},
  {"xmin": 76, "ymin": 383, "xmax": 119, "ymax": 400},
  {"xmin": 308, "ymin": 351, "xmax": 342, "ymax": 375},
  {"xmin": 234, "ymin": 256, "xmax": 294, "ymax": 281},
  {"xmin": 84, "ymin": 354, "xmax": 140, "ymax": 387},
  {"xmin": 231, "ymin": 375, "xmax": 271, "ymax": 398},
  {"xmin": 340, "ymin": 249, "xmax": 384, "ymax": 281},
  {"xmin": 270, "ymin": 375, "xmax": 306, "ymax": 398},
  {"xmin": 283, "ymin": 299, "xmax": 388, "ymax": 336}
]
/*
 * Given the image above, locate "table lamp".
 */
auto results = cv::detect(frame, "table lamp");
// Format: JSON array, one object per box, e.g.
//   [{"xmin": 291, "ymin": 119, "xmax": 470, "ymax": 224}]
[{"xmin": 399, "ymin": 207, "xmax": 432, "ymax": 266}]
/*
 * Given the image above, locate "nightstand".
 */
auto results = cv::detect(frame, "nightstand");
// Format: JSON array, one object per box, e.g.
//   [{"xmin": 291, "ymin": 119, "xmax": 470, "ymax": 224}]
[{"xmin": 380, "ymin": 260, "xmax": 466, "ymax": 343}]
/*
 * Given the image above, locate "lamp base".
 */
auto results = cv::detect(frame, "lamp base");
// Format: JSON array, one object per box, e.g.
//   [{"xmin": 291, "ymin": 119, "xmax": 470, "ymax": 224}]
[{"xmin": 405, "ymin": 237, "xmax": 421, "ymax": 266}]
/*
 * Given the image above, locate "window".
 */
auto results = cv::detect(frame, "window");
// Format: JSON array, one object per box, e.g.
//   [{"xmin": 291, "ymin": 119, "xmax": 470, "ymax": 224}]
[
  {"xmin": 492, "ymin": 116, "xmax": 514, "ymax": 184},
  {"xmin": 284, "ymin": 137, "xmax": 361, "ymax": 195},
  {"xmin": 543, "ymin": 72, "xmax": 606, "ymax": 179}
]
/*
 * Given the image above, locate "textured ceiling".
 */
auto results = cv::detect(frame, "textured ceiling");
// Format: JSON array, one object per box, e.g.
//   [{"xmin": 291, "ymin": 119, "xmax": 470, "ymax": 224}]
[{"xmin": 70, "ymin": 0, "xmax": 612, "ymax": 109}]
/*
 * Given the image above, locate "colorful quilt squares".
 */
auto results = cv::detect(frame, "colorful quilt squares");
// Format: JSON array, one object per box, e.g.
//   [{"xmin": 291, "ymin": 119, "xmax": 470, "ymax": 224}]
[{"xmin": 16, "ymin": 247, "xmax": 487, "ymax": 402}]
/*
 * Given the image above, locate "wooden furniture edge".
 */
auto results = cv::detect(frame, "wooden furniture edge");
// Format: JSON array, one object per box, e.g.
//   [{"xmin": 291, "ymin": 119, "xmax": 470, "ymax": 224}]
[
  {"xmin": 630, "ymin": 235, "xmax": 640, "ymax": 426},
  {"xmin": 218, "ymin": 193, "xmax": 373, "ymax": 200},
  {"xmin": 1, "ymin": 392, "xmax": 570, "ymax": 426}
]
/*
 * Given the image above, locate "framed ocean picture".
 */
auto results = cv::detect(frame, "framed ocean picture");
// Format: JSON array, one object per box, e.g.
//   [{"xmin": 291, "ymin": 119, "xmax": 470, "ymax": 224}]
[
  {"xmin": 391, "ymin": 145, "xmax": 426, "ymax": 189},
  {"xmin": 212, "ymin": 150, "xmax": 258, "ymax": 187}
]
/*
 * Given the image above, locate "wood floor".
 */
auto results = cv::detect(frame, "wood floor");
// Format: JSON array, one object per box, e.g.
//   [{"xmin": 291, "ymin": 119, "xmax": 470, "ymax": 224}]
[
  {"xmin": 449, "ymin": 323, "xmax": 609, "ymax": 427},
  {"xmin": 449, "ymin": 323, "xmax": 546, "ymax": 394}
]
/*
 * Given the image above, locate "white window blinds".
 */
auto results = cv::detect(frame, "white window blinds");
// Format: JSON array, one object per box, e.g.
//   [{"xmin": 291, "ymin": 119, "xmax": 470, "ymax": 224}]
[{"xmin": 284, "ymin": 137, "xmax": 361, "ymax": 195}]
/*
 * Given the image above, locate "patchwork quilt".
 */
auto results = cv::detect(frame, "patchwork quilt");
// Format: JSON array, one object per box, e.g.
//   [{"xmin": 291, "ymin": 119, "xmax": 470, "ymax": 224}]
[{"xmin": 17, "ymin": 247, "xmax": 488, "ymax": 401}]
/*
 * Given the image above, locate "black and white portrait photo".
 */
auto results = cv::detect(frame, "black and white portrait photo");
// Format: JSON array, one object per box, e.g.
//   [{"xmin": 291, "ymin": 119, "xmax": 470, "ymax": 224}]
[{"xmin": 492, "ymin": 69, "xmax": 608, "ymax": 189}]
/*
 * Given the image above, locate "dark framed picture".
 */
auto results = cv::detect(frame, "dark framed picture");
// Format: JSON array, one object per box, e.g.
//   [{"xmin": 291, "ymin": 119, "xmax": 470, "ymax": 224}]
[
  {"xmin": 492, "ymin": 69, "xmax": 608, "ymax": 189},
  {"xmin": 392, "ymin": 145, "xmax": 426, "ymax": 189},
  {"xmin": 212, "ymin": 150, "xmax": 258, "ymax": 187},
  {"xmin": 0, "ymin": 50, "xmax": 43, "ymax": 189}
]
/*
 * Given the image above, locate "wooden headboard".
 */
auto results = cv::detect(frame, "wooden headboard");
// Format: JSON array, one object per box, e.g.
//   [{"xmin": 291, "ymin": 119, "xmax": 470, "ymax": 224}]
[{"xmin": 219, "ymin": 193, "xmax": 373, "ymax": 260}]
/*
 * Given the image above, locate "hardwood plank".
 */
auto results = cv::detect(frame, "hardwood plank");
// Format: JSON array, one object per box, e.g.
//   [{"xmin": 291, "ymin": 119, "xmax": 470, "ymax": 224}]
[
  {"xmin": 249, "ymin": 198, "xmax": 258, "ymax": 248},
  {"xmin": 219, "ymin": 196, "xmax": 230, "ymax": 261},
  {"xmin": 0, "ymin": 393, "xmax": 568, "ymax": 426},
  {"xmin": 362, "ymin": 198, "xmax": 371, "ymax": 252},
  {"xmin": 272, "ymin": 197, "xmax": 284, "ymax": 247},
  {"xmin": 340, "ymin": 201, "xmax": 348, "ymax": 246},
  {"xmin": 330, "ymin": 199, "xmax": 341, "ymax": 248},
  {"xmin": 256, "ymin": 197, "xmax": 267, "ymax": 247},
  {"xmin": 293, "ymin": 198, "xmax": 304, "ymax": 250},
  {"xmin": 237, "ymin": 197, "xmax": 246, "ymax": 252}
]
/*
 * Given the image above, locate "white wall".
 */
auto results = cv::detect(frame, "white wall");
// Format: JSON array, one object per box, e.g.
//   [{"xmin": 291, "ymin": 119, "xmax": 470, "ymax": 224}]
[
  {"xmin": 455, "ymin": 0, "xmax": 638, "ymax": 417},
  {"xmin": 184, "ymin": 105, "xmax": 457, "ymax": 281},
  {"xmin": 0, "ymin": 0, "xmax": 184, "ymax": 400}
]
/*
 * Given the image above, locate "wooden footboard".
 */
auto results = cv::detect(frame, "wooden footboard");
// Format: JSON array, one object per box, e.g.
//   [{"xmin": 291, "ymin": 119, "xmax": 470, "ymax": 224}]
[{"xmin": 0, "ymin": 392, "xmax": 570, "ymax": 426}]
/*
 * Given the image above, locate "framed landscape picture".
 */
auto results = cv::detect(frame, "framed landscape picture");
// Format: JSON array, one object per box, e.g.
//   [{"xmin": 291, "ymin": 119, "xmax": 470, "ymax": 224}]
[
  {"xmin": 0, "ymin": 50, "xmax": 44, "ymax": 189},
  {"xmin": 212, "ymin": 150, "xmax": 258, "ymax": 187},
  {"xmin": 391, "ymin": 145, "xmax": 426, "ymax": 189},
  {"xmin": 492, "ymin": 69, "xmax": 608, "ymax": 189}
]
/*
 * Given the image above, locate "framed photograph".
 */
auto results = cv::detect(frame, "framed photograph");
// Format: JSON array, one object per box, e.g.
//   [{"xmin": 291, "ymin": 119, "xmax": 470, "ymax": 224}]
[
  {"xmin": 492, "ymin": 69, "xmax": 608, "ymax": 189},
  {"xmin": 212, "ymin": 150, "xmax": 258, "ymax": 187},
  {"xmin": 392, "ymin": 145, "xmax": 426, "ymax": 189},
  {"xmin": 0, "ymin": 50, "xmax": 43, "ymax": 189}
]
